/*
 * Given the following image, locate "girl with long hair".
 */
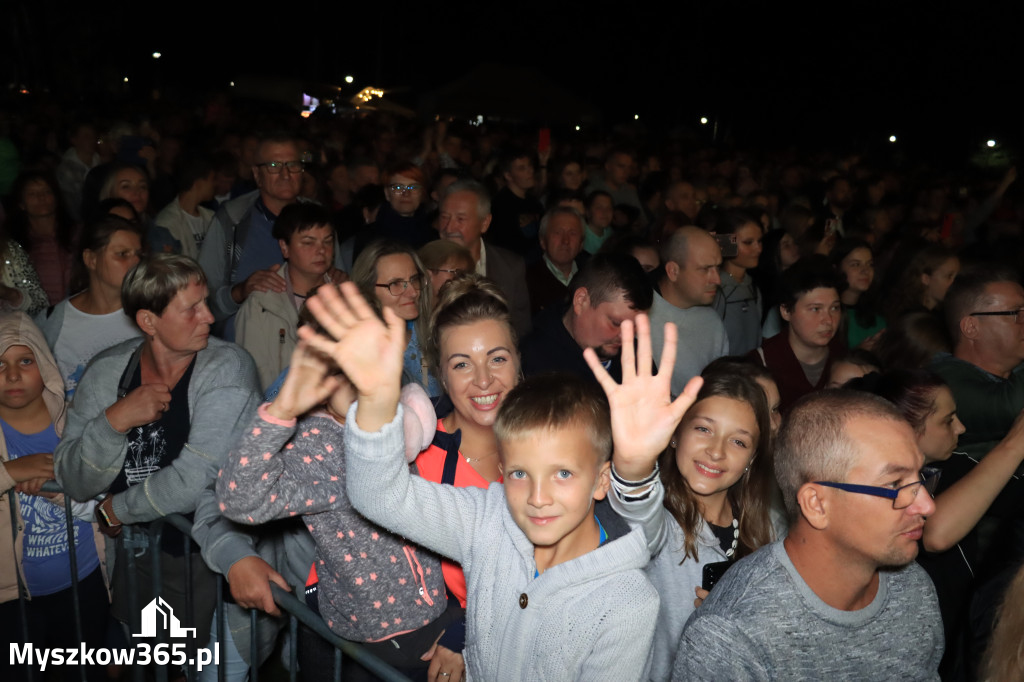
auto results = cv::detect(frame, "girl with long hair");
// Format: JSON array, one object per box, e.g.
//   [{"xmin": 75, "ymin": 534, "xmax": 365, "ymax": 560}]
[{"xmin": 604, "ymin": 346, "xmax": 776, "ymax": 681}]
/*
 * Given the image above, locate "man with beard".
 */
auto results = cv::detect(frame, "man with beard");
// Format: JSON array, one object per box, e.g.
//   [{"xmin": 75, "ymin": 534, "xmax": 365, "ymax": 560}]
[{"xmin": 520, "ymin": 253, "xmax": 652, "ymax": 384}]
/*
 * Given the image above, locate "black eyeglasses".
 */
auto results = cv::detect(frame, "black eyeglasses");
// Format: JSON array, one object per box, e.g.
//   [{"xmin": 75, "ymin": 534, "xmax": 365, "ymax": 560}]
[
  {"xmin": 388, "ymin": 183, "xmax": 422, "ymax": 195},
  {"xmin": 970, "ymin": 309, "xmax": 1024, "ymax": 324},
  {"xmin": 815, "ymin": 468, "xmax": 941, "ymax": 510},
  {"xmin": 256, "ymin": 161, "xmax": 304, "ymax": 174},
  {"xmin": 375, "ymin": 274, "xmax": 423, "ymax": 296}
]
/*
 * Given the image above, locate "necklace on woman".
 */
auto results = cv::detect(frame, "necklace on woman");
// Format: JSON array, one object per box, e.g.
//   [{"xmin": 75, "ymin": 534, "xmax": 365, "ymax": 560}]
[
  {"xmin": 465, "ymin": 451, "xmax": 497, "ymax": 463},
  {"xmin": 709, "ymin": 517, "xmax": 740, "ymax": 559},
  {"xmin": 724, "ymin": 518, "xmax": 739, "ymax": 558}
]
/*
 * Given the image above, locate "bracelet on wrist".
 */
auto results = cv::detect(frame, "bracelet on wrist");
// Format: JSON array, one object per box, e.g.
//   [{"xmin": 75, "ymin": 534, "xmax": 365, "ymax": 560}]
[{"xmin": 610, "ymin": 461, "xmax": 660, "ymax": 487}]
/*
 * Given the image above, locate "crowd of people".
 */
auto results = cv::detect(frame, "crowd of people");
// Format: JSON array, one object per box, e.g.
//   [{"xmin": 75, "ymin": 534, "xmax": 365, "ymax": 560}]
[{"xmin": 1, "ymin": 103, "xmax": 1023, "ymax": 681}]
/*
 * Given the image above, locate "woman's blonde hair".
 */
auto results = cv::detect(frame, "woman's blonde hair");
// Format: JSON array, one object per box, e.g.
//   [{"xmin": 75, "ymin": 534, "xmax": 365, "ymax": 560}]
[
  {"xmin": 982, "ymin": 563, "xmax": 1024, "ymax": 682},
  {"xmin": 426, "ymin": 274, "xmax": 517, "ymax": 378}
]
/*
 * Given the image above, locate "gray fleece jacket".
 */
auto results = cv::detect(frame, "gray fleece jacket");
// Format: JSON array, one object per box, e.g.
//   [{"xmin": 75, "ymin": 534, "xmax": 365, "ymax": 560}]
[
  {"xmin": 610, "ymin": 484, "xmax": 729, "ymax": 682},
  {"xmin": 345, "ymin": 404, "xmax": 660, "ymax": 682},
  {"xmin": 53, "ymin": 336, "xmax": 262, "ymax": 570},
  {"xmin": 53, "ymin": 335, "xmax": 316, "ymax": 667}
]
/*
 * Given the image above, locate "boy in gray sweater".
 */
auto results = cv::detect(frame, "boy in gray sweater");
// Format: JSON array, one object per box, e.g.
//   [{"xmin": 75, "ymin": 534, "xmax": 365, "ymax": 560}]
[{"xmin": 299, "ymin": 283, "xmax": 703, "ymax": 681}]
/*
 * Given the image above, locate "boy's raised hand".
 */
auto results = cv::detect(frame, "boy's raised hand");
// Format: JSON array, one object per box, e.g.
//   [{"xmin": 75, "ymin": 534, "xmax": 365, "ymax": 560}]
[
  {"xmin": 266, "ymin": 342, "xmax": 342, "ymax": 422},
  {"xmin": 584, "ymin": 314, "xmax": 702, "ymax": 481},
  {"xmin": 298, "ymin": 282, "xmax": 406, "ymax": 432}
]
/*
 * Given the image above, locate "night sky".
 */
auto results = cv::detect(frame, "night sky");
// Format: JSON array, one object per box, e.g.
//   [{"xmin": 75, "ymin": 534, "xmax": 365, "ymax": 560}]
[{"xmin": 4, "ymin": 1, "xmax": 1020, "ymax": 153}]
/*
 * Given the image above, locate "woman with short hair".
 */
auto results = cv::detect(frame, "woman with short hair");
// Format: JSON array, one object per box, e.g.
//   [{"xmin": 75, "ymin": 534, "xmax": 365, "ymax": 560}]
[{"xmin": 54, "ymin": 254, "xmax": 263, "ymax": 654}]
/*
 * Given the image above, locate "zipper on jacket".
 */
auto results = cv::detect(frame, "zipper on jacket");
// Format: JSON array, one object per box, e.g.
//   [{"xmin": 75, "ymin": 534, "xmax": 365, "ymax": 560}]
[{"xmin": 402, "ymin": 546, "xmax": 435, "ymax": 607}]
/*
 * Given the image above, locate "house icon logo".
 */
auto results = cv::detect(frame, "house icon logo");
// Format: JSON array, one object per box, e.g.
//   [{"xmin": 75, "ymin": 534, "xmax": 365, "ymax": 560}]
[{"xmin": 133, "ymin": 597, "xmax": 197, "ymax": 638}]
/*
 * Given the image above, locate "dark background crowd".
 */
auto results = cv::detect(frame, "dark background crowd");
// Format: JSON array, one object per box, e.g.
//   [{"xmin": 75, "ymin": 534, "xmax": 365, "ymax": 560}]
[{"xmin": 2, "ymin": 4, "xmax": 1024, "ymax": 681}]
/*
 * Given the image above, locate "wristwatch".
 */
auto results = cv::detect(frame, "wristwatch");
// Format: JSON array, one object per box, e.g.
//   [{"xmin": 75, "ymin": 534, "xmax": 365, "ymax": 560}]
[{"xmin": 96, "ymin": 496, "xmax": 122, "ymax": 528}]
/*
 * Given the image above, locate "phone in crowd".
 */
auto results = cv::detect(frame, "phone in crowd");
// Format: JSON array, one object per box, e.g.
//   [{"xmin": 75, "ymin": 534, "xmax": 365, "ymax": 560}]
[
  {"xmin": 702, "ymin": 560, "xmax": 732, "ymax": 592},
  {"xmin": 713, "ymin": 233, "xmax": 738, "ymax": 259}
]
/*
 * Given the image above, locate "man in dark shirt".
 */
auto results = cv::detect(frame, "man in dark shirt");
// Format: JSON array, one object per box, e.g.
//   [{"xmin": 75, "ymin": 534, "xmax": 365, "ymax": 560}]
[
  {"xmin": 489, "ymin": 148, "xmax": 543, "ymax": 255},
  {"xmin": 521, "ymin": 253, "xmax": 652, "ymax": 383}
]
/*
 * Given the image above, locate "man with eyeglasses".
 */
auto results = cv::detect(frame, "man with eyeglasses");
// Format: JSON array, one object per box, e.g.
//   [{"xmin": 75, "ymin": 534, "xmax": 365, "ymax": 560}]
[
  {"xmin": 199, "ymin": 134, "xmax": 344, "ymax": 338},
  {"xmin": 928, "ymin": 267, "xmax": 1024, "ymax": 657},
  {"xmin": 673, "ymin": 390, "xmax": 943, "ymax": 681},
  {"xmin": 932, "ymin": 268, "xmax": 1024, "ymax": 463}
]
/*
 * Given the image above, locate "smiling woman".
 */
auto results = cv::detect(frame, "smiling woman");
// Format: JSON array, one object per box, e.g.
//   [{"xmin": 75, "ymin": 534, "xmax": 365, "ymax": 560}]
[
  {"xmin": 608, "ymin": 367, "xmax": 776, "ymax": 681},
  {"xmin": 416, "ymin": 275, "xmax": 520, "ymax": 602}
]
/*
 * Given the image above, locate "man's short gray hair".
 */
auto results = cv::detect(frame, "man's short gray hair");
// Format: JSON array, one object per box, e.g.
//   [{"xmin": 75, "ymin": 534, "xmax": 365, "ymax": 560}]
[
  {"xmin": 443, "ymin": 179, "xmax": 491, "ymax": 217},
  {"xmin": 774, "ymin": 389, "xmax": 907, "ymax": 521},
  {"xmin": 538, "ymin": 206, "xmax": 584, "ymax": 240}
]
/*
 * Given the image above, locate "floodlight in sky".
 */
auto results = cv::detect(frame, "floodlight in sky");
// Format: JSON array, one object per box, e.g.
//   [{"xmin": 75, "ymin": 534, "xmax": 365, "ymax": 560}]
[
  {"xmin": 700, "ymin": 117, "xmax": 708, "ymax": 125},
  {"xmin": 889, "ymin": 135, "xmax": 897, "ymax": 143},
  {"xmin": 345, "ymin": 75, "xmax": 354, "ymax": 83},
  {"xmin": 987, "ymin": 139, "xmax": 997, "ymax": 148},
  {"xmin": 152, "ymin": 52, "xmax": 161, "ymax": 59}
]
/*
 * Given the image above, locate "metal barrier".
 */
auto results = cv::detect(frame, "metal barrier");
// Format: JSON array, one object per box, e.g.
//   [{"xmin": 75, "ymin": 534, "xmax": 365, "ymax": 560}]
[{"xmin": 6, "ymin": 481, "xmax": 411, "ymax": 682}]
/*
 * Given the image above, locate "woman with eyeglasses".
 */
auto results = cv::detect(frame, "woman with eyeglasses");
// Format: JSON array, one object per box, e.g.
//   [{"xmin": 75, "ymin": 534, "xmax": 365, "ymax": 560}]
[
  {"xmin": 418, "ymin": 239, "xmax": 474, "ymax": 304},
  {"xmin": 365, "ymin": 162, "xmax": 434, "ymax": 249},
  {"xmin": 352, "ymin": 239, "xmax": 440, "ymax": 396}
]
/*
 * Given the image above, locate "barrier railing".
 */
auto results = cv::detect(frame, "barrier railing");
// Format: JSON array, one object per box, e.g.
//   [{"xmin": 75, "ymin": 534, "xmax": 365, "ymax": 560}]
[{"xmin": 6, "ymin": 481, "xmax": 411, "ymax": 682}]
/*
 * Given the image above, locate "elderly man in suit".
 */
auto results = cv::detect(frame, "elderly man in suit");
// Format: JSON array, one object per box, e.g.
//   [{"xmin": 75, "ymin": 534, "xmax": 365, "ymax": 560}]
[{"xmin": 438, "ymin": 179, "xmax": 531, "ymax": 336}]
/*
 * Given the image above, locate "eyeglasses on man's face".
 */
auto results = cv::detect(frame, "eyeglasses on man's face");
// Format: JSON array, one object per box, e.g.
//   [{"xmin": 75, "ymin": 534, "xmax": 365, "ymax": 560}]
[
  {"xmin": 969, "ymin": 308, "xmax": 1024, "ymax": 324},
  {"xmin": 256, "ymin": 160, "xmax": 304, "ymax": 175},
  {"xmin": 815, "ymin": 468, "xmax": 941, "ymax": 509}
]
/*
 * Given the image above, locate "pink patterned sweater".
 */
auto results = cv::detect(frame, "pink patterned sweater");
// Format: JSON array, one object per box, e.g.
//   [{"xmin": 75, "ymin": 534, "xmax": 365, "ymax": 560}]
[{"xmin": 216, "ymin": 404, "xmax": 447, "ymax": 642}]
